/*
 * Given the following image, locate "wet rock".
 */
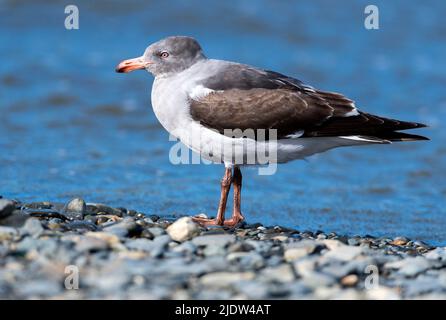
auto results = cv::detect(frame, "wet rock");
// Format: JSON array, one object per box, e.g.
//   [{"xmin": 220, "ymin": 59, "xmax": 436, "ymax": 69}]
[
  {"xmin": 0, "ymin": 199, "xmax": 15, "ymax": 219},
  {"xmin": 166, "ymin": 217, "xmax": 200, "ymax": 242},
  {"xmin": 63, "ymin": 198, "xmax": 86, "ymax": 220}
]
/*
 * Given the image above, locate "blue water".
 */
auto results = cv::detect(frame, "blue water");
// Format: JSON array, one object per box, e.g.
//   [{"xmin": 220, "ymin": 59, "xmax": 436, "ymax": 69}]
[{"xmin": 1, "ymin": 0, "xmax": 445, "ymax": 245}]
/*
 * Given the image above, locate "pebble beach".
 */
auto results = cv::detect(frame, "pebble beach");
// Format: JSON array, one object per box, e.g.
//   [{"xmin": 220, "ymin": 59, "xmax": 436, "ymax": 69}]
[{"xmin": 0, "ymin": 197, "xmax": 445, "ymax": 300}]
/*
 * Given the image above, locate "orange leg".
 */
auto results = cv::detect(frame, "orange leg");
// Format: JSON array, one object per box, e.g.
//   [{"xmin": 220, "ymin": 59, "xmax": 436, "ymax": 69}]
[
  {"xmin": 222, "ymin": 166, "xmax": 244, "ymax": 227},
  {"xmin": 192, "ymin": 167, "xmax": 232, "ymax": 226}
]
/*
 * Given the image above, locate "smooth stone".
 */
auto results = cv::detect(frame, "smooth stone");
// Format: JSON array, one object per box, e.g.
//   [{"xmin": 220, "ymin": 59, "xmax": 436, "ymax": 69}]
[
  {"xmin": 300, "ymin": 271, "xmax": 336, "ymax": 288},
  {"xmin": 227, "ymin": 241, "xmax": 255, "ymax": 253},
  {"xmin": 233, "ymin": 280, "xmax": 268, "ymax": 299},
  {"xmin": 126, "ymin": 235, "xmax": 171, "ymax": 257},
  {"xmin": 319, "ymin": 239, "xmax": 346, "ymax": 250},
  {"xmin": 75, "ymin": 235, "xmax": 109, "ymax": 252},
  {"xmin": 340, "ymin": 274, "xmax": 359, "ymax": 287},
  {"xmin": 347, "ymin": 238, "xmax": 360, "ymax": 246},
  {"xmin": 202, "ymin": 245, "xmax": 226, "ymax": 256},
  {"xmin": 63, "ymin": 198, "xmax": 86, "ymax": 219},
  {"xmin": 384, "ymin": 256, "xmax": 432, "ymax": 277},
  {"xmin": 293, "ymin": 257, "xmax": 318, "ymax": 277},
  {"xmin": 226, "ymin": 251, "xmax": 265, "ymax": 269},
  {"xmin": 86, "ymin": 272, "xmax": 130, "ymax": 291},
  {"xmin": 260, "ymin": 264, "xmax": 295, "ymax": 283},
  {"xmin": 0, "ymin": 199, "xmax": 15, "ymax": 219},
  {"xmin": 16, "ymin": 280, "xmax": 62, "ymax": 298},
  {"xmin": 65, "ymin": 220, "xmax": 98, "ymax": 232},
  {"xmin": 166, "ymin": 217, "xmax": 200, "ymax": 242},
  {"xmin": 126, "ymin": 238, "xmax": 156, "ymax": 252},
  {"xmin": 171, "ymin": 241, "xmax": 196, "ymax": 254},
  {"xmin": 21, "ymin": 218, "xmax": 44, "ymax": 238},
  {"xmin": 324, "ymin": 245, "xmax": 364, "ymax": 261},
  {"xmin": 424, "ymin": 247, "xmax": 446, "ymax": 261},
  {"xmin": 0, "ymin": 226, "xmax": 18, "ymax": 241},
  {"xmin": 404, "ymin": 274, "xmax": 444, "ymax": 297},
  {"xmin": 199, "ymin": 271, "xmax": 255, "ymax": 287},
  {"xmin": 365, "ymin": 287, "xmax": 400, "ymax": 300},
  {"xmin": 285, "ymin": 248, "xmax": 311, "ymax": 262},
  {"xmin": 390, "ymin": 236, "xmax": 409, "ymax": 246},
  {"xmin": 284, "ymin": 245, "xmax": 315, "ymax": 262},
  {"xmin": 47, "ymin": 221, "xmax": 64, "ymax": 231},
  {"xmin": 0, "ymin": 210, "xmax": 28, "ymax": 227},
  {"xmin": 147, "ymin": 227, "xmax": 166, "ymax": 237},
  {"xmin": 272, "ymin": 235, "xmax": 289, "ymax": 242},
  {"xmin": 84, "ymin": 231, "xmax": 121, "ymax": 246},
  {"xmin": 0, "ymin": 244, "xmax": 8, "ymax": 257},
  {"xmin": 86, "ymin": 203, "xmax": 122, "ymax": 216},
  {"xmin": 24, "ymin": 201, "xmax": 52, "ymax": 210},
  {"xmin": 192, "ymin": 234, "xmax": 236, "ymax": 247},
  {"xmin": 103, "ymin": 217, "xmax": 139, "ymax": 238},
  {"xmin": 321, "ymin": 258, "xmax": 374, "ymax": 279}
]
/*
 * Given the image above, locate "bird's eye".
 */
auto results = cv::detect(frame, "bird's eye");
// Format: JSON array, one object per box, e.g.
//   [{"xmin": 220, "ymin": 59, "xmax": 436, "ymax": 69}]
[{"xmin": 160, "ymin": 51, "xmax": 169, "ymax": 58}]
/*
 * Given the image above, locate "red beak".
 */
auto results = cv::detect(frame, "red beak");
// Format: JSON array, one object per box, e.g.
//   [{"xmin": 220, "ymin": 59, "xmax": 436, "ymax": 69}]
[{"xmin": 115, "ymin": 56, "xmax": 149, "ymax": 73}]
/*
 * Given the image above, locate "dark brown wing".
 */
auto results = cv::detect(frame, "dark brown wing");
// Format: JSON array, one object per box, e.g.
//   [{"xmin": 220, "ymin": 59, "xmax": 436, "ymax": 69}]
[
  {"xmin": 190, "ymin": 63, "xmax": 428, "ymax": 141},
  {"xmin": 189, "ymin": 88, "xmax": 336, "ymax": 139}
]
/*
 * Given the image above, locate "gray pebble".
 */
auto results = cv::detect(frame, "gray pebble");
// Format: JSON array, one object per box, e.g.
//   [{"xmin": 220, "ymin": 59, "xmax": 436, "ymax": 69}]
[
  {"xmin": 21, "ymin": 218, "xmax": 44, "ymax": 238},
  {"xmin": 192, "ymin": 234, "xmax": 236, "ymax": 247},
  {"xmin": 63, "ymin": 198, "xmax": 87, "ymax": 219},
  {"xmin": 0, "ymin": 199, "xmax": 15, "ymax": 219}
]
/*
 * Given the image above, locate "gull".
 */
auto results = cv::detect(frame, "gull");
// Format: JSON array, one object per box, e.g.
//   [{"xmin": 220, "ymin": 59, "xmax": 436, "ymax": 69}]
[{"xmin": 116, "ymin": 36, "xmax": 428, "ymax": 227}]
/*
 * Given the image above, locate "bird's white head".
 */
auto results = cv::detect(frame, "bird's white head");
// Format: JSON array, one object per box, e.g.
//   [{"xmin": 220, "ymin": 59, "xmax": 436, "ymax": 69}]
[{"xmin": 116, "ymin": 36, "xmax": 206, "ymax": 77}]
